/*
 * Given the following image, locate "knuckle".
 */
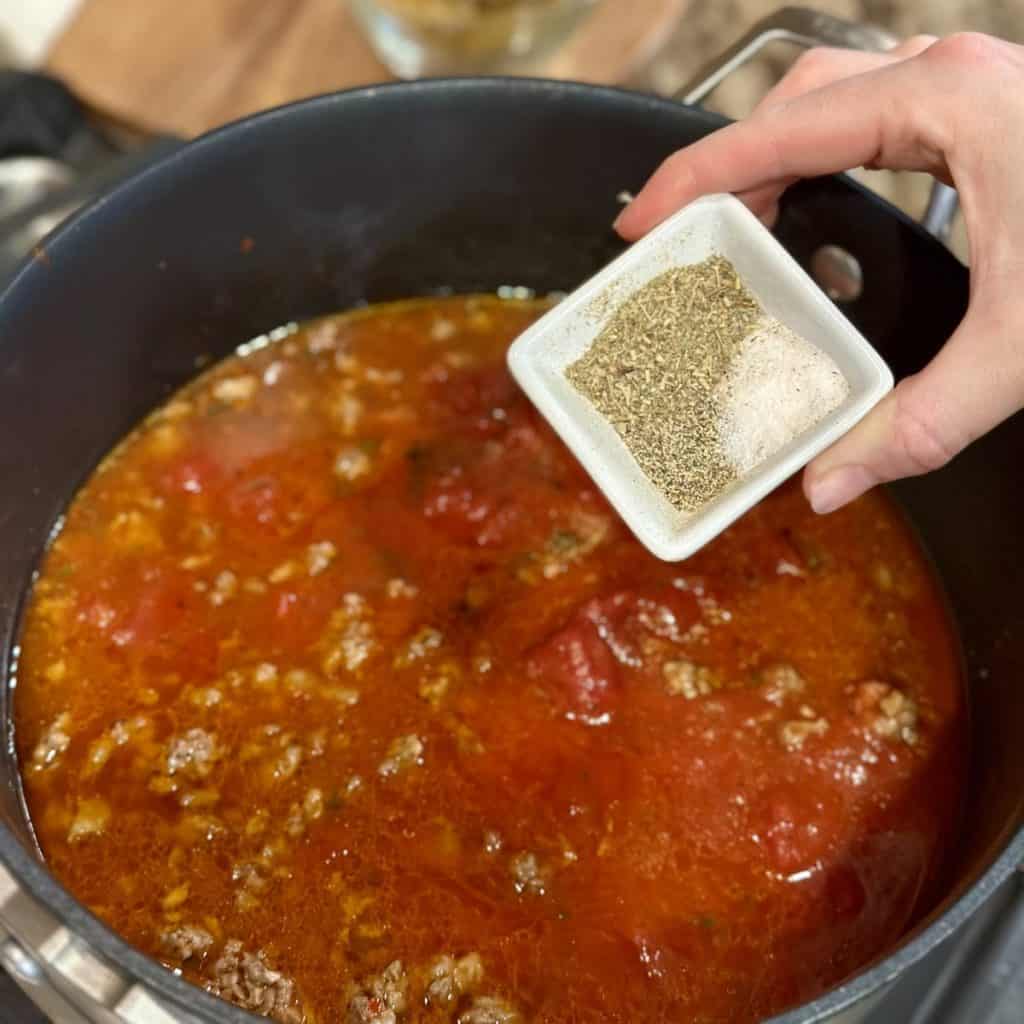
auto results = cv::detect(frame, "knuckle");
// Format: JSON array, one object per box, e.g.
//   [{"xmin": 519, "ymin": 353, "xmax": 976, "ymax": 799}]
[
  {"xmin": 659, "ymin": 149, "xmax": 699, "ymax": 192},
  {"xmin": 788, "ymin": 46, "xmax": 838, "ymax": 80},
  {"xmin": 892, "ymin": 388, "xmax": 961, "ymax": 475},
  {"xmin": 926, "ymin": 31, "xmax": 1001, "ymax": 67}
]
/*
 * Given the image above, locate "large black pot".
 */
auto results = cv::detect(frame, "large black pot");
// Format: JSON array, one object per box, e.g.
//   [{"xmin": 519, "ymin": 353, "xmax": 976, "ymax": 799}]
[{"xmin": 0, "ymin": 77, "xmax": 1021, "ymax": 1024}]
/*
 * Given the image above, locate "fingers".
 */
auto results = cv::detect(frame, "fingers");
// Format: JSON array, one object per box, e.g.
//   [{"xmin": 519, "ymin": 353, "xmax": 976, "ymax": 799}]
[
  {"xmin": 615, "ymin": 42, "xmax": 950, "ymax": 241},
  {"xmin": 733, "ymin": 183, "xmax": 788, "ymax": 229},
  {"xmin": 608, "ymin": 30, "xmax": 1024, "ymax": 511},
  {"xmin": 741, "ymin": 39, "xmax": 937, "ymax": 228},
  {"xmin": 803, "ymin": 295, "xmax": 1024, "ymax": 513},
  {"xmin": 753, "ymin": 35, "xmax": 937, "ymax": 114}
]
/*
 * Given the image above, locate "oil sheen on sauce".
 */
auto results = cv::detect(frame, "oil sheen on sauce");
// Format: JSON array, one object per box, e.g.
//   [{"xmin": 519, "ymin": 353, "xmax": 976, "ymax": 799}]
[{"xmin": 16, "ymin": 296, "xmax": 967, "ymax": 1024}]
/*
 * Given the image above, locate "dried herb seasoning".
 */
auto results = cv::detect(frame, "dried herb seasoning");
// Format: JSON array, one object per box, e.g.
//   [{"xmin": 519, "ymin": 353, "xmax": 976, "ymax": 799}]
[{"xmin": 566, "ymin": 256, "xmax": 761, "ymax": 512}]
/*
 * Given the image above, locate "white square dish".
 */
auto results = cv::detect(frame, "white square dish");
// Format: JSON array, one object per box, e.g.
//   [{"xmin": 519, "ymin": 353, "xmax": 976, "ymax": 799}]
[{"xmin": 506, "ymin": 192, "xmax": 893, "ymax": 561}]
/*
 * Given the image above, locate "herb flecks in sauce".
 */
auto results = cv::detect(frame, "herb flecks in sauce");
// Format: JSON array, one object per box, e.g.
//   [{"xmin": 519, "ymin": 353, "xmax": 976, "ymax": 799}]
[{"xmin": 17, "ymin": 296, "xmax": 965, "ymax": 1024}]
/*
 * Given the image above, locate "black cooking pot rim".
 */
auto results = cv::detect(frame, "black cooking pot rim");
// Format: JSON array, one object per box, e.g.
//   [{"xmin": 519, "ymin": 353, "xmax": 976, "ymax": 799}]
[{"xmin": 0, "ymin": 76, "xmax": 1017, "ymax": 1024}]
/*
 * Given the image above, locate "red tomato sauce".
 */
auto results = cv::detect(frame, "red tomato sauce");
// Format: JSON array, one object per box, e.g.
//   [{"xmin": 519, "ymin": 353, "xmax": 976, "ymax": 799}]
[{"xmin": 16, "ymin": 297, "xmax": 966, "ymax": 1024}]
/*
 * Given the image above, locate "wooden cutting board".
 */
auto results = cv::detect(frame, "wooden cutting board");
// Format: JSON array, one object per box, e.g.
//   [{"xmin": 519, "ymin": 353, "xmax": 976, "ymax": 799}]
[{"xmin": 46, "ymin": 0, "xmax": 689, "ymax": 138}]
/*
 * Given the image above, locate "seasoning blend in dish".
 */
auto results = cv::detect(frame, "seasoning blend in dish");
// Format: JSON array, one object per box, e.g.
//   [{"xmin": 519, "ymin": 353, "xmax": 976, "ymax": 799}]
[
  {"xmin": 565, "ymin": 255, "xmax": 850, "ymax": 513},
  {"xmin": 17, "ymin": 294, "xmax": 965, "ymax": 1024},
  {"xmin": 508, "ymin": 193, "xmax": 893, "ymax": 560}
]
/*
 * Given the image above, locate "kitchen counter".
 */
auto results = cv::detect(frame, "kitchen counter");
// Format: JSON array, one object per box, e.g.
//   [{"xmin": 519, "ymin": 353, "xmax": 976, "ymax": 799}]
[
  {"xmin": 41, "ymin": 0, "xmax": 689, "ymax": 137},
  {"xmin": 27, "ymin": 1, "xmax": 1024, "ymax": 138}
]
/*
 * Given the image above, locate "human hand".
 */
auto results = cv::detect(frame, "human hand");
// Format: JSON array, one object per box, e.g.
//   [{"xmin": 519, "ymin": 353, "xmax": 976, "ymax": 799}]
[{"xmin": 615, "ymin": 33, "xmax": 1024, "ymax": 514}]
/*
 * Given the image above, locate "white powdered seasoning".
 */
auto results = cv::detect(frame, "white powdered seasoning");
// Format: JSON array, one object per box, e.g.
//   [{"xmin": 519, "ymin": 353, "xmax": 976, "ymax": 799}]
[{"xmin": 717, "ymin": 319, "xmax": 850, "ymax": 475}]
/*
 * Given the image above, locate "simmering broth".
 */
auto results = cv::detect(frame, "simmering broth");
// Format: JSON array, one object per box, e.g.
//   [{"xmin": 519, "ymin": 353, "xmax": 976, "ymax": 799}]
[{"xmin": 16, "ymin": 297, "xmax": 965, "ymax": 1023}]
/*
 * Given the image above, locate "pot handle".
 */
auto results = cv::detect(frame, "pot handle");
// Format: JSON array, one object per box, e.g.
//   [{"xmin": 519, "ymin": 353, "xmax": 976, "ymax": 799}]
[{"xmin": 673, "ymin": 6, "xmax": 959, "ymax": 246}]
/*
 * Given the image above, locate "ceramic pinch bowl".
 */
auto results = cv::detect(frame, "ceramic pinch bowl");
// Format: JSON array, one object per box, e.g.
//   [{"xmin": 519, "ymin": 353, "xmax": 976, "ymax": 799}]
[{"xmin": 506, "ymin": 193, "xmax": 893, "ymax": 561}]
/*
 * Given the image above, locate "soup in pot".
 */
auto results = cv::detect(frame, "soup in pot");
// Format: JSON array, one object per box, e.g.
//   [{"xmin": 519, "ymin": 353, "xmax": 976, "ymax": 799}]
[{"xmin": 16, "ymin": 296, "xmax": 966, "ymax": 1023}]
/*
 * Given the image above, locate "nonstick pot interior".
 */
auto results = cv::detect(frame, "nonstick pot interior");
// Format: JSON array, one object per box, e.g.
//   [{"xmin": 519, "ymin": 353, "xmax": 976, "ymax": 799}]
[{"xmin": 0, "ymin": 79, "xmax": 1021, "ymax": 1024}]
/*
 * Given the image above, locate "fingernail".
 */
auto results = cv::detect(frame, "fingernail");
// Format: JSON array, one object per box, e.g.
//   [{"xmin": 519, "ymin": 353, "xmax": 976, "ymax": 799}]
[
  {"xmin": 612, "ymin": 207, "xmax": 631, "ymax": 233},
  {"xmin": 807, "ymin": 465, "xmax": 877, "ymax": 515}
]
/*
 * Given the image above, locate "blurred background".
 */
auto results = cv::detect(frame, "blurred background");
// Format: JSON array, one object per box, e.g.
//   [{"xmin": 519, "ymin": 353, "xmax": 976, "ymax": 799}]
[{"xmin": 0, "ymin": 1, "xmax": 1022, "ymax": 272}]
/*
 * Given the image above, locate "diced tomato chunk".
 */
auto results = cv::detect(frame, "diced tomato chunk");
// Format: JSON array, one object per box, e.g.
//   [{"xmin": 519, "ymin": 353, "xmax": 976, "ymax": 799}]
[
  {"xmin": 752, "ymin": 783, "xmax": 840, "ymax": 876},
  {"xmin": 424, "ymin": 466, "xmax": 492, "ymax": 522},
  {"xmin": 422, "ymin": 462, "xmax": 532, "ymax": 548},
  {"xmin": 527, "ymin": 588, "xmax": 700, "ymax": 720},
  {"xmin": 438, "ymin": 364, "xmax": 523, "ymax": 434},
  {"xmin": 528, "ymin": 618, "xmax": 621, "ymax": 719},
  {"xmin": 77, "ymin": 567, "xmax": 217, "ymax": 673},
  {"xmin": 221, "ymin": 453, "xmax": 333, "ymax": 541},
  {"xmin": 578, "ymin": 588, "xmax": 700, "ymax": 663}
]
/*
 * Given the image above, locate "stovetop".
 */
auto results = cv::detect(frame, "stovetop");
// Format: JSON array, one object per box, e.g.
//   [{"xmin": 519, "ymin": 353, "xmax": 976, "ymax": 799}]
[{"xmin": 1, "ymin": 967, "xmax": 38, "ymax": 1023}]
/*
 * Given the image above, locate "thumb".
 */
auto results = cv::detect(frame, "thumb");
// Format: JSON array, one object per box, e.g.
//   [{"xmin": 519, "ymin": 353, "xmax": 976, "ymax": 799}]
[{"xmin": 803, "ymin": 304, "xmax": 1024, "ymax": 513}]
